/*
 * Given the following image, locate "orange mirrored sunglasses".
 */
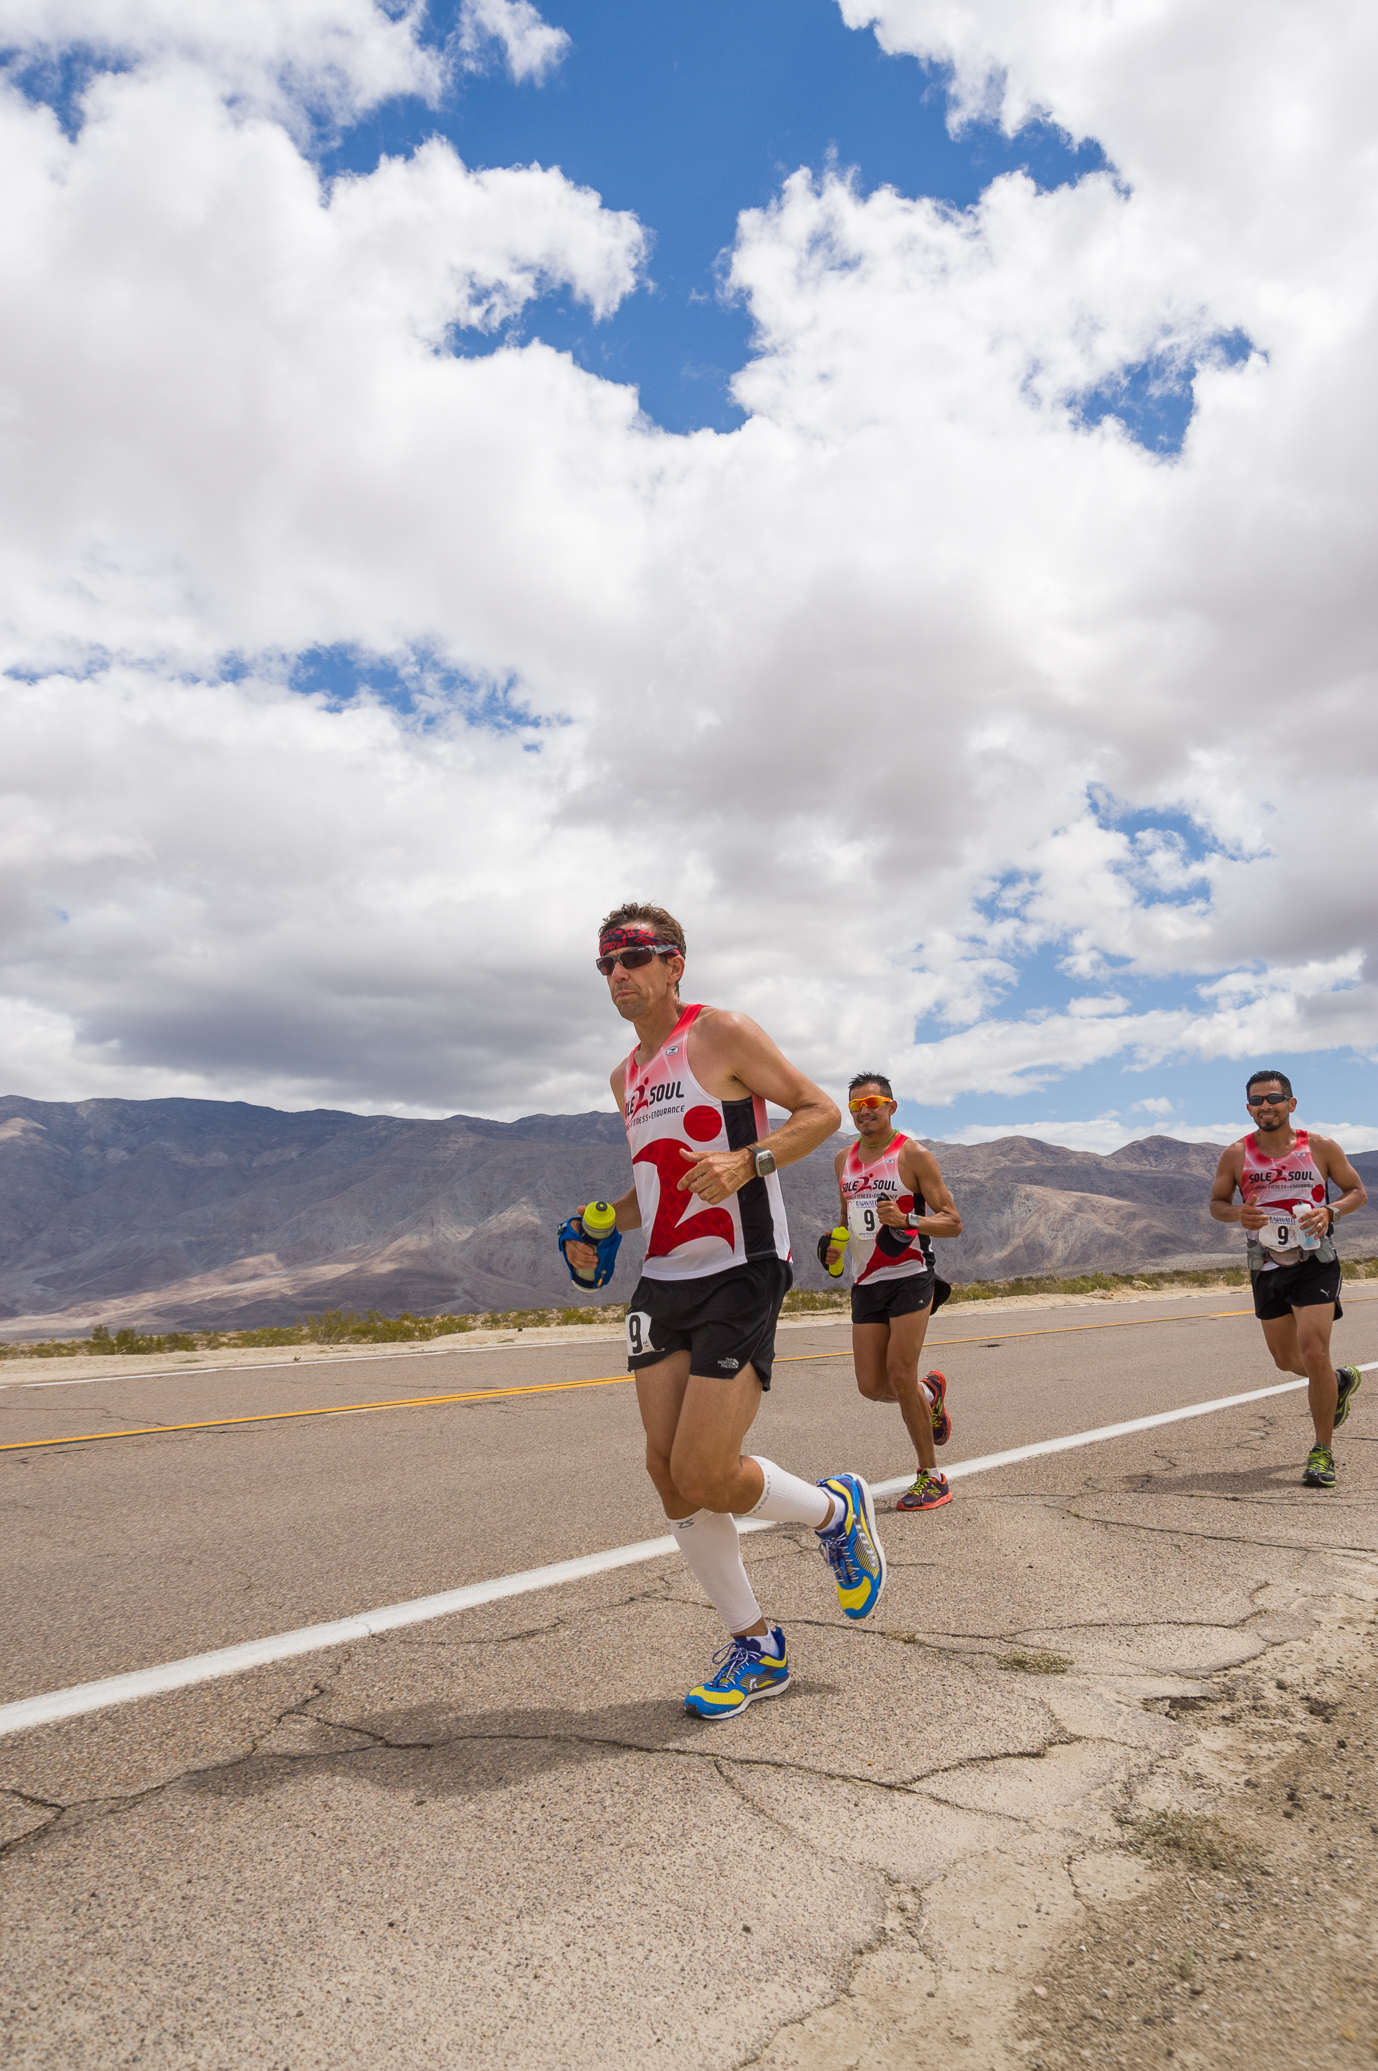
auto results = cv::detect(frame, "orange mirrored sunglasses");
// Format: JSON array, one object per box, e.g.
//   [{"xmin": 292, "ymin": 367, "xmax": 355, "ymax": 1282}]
[{"xmin": 849, "ymin": 1094, "xmax": 893, "ymax": 1113}]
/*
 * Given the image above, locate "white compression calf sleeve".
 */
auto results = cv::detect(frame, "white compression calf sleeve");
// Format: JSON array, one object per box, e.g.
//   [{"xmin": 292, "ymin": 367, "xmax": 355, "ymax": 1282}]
[
  {"xmin": 745, "ymin": 1457, "xmax": 833, "ymax": 1530},
  {"xmin": 668, "ymin": 1510, "xmax": 763, "ymax": 1634}
]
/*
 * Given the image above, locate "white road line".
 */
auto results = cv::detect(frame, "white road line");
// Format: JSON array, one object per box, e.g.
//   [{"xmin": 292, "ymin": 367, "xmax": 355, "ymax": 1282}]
[{"xmin": 3, "ymin": 1366, "xmax": 1369, "ymax": 1742}]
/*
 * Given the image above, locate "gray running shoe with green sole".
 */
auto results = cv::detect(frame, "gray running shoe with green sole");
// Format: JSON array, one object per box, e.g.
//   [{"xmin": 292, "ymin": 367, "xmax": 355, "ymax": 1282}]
[
  {"xmin": 1334, "ymin": 1365, "xmax": 1363, "ymax": 1429},
  {"xmin": 1303, "ymin": 1445, "xmax": 1337, "ymax": 1488}
]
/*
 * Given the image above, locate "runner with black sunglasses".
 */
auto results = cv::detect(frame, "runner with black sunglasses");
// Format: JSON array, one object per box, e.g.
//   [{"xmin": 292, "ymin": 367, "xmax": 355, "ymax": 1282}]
[
  {"xmin": 564, "ymin": 901, "xmax": 889, "ymax": 1720},
  {"xmin": 1210, "ymin": 1071, "xmax": 1367, "ymax": 1487},
  {"xmin": 823, "ymin": 1075, "xmax": 963, "ymax": 1511}
]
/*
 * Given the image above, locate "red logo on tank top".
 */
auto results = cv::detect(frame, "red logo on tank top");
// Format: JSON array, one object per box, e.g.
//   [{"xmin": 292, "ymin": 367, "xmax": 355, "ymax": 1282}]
[{"xmin": 633, "ymin": 1140, "xmax": 734, "ymax": 1258}]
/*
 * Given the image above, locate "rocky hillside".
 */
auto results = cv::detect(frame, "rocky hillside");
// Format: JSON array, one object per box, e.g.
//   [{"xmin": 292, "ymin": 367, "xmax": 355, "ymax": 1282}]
[{"xmin": 0, "ymin": 1096, "xmax": 1373, "ymax": 1334}]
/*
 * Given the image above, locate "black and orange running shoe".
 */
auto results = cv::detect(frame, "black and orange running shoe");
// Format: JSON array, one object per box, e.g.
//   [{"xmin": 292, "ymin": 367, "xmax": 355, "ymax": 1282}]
[
  {"xmin": 896, "ymin": 1470, "xmax": 951, "ymax": 1512},
  {"xmin": 925, "ymin": 1369, "xmax": 951, "ymax": 1447}
]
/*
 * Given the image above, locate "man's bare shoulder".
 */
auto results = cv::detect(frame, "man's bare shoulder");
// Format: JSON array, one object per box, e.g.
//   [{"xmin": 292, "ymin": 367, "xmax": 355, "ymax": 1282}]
[
  {"xmin": 833, "ymin": 1140, "xmax": 851, "ymax": 1174},
  {"xmin": 688, "ymin": 1005, "xmax": 786, "ymax": 1070},
  {"xmin": 690, "ymin": 1004, "xmax": 760, "ymax": 1042}
]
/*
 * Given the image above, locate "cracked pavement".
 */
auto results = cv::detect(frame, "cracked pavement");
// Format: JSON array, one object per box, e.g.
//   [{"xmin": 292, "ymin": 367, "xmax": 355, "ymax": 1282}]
[{"xmin": 2, "ymin": 1291, "xmax": 1375, "ymax": 2067}]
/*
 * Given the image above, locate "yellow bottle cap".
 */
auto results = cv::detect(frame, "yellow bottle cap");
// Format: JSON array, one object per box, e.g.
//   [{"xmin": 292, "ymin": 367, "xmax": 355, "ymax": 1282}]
[{"xmin": 582, "ymin": 1200, "xmax": 617, "ymax": 1237}]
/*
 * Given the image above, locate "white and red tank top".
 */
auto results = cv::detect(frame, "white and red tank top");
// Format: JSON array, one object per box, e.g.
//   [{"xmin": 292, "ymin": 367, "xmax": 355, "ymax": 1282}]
[
  {"xmin": 841, "ymin": 1131, "xmax": 932, "ymax": 1285},
  {"xmin": 622, "ymin": 1003, "xmax": 791, "ymax": 1283},
  {"xmin": 1239, "ymin": 1128, "xmax": 1328, "ymax": 1267}
]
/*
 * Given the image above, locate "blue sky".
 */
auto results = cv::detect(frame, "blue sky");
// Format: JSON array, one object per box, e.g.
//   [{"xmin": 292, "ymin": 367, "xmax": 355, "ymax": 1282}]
[{"xmin": 326, "ymin": 0, "xmax": 1109, "ymax": 437}]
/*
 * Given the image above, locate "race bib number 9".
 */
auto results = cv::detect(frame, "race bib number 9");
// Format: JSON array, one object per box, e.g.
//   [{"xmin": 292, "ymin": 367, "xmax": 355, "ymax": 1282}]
[
  {"xmin": 847, "ymin": 1201, "xmax": 880, "ymax": 1241},
  {"xmin": 1265, "ymin": 1219, "xmax": 1296, "ymax": 1253},
  {"xmin": 626, "ymin": 1310, "xmax": 653, "ymax": 1359}
]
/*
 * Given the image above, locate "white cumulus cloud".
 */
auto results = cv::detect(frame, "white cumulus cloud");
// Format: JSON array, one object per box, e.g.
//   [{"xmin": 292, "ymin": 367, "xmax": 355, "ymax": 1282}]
[
  {"xmin": 1, "ymin": 0, "xmax": 445, "ymax": 124},
  {"xmin": 0, "ymin": 0, "xmax": 1374, "ymax": 1130},
  {"xmin": 456, "ymin": 0, "xmax": 570, "ymax": 84}
]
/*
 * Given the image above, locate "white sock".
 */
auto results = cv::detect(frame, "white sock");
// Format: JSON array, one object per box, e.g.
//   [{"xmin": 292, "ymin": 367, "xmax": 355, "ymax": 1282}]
[
  {"xmin": 745, "ymin": 1457, "xmax": 834, "ymax": 1531},
  {"xmin": 920, "ymin": 1382, "xmax": 934, "ymax": 1406},
  {"xmin": 755, "ymin": 1626, "xmax": 783, "ymax": 1657},
  {"xmin": 668, "ymin": 1510, "xmax": 762, "ymax": 1634}
]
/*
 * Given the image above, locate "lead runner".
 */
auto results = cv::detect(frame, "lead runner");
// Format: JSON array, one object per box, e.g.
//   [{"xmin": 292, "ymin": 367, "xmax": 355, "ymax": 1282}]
[{"xmin": 564, "ymin": 901, "xmax": 888, "ymax": 1720}]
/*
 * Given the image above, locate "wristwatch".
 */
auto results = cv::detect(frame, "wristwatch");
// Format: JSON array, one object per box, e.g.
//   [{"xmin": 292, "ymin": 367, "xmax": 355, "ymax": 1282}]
[{"xmin": 752, "ymin": 1147, "xmax": 777, "ymax": 1179}]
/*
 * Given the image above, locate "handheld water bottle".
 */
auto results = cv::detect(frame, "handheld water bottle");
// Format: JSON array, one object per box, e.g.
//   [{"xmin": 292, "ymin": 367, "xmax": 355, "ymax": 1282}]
[
  {"xmin": 815, "ymin": 1225, "xmax": 849, "ymax": 1279},
  {"xmin": 558, "ymin": 1199, "xmax": 622, "ymax": 1289}
]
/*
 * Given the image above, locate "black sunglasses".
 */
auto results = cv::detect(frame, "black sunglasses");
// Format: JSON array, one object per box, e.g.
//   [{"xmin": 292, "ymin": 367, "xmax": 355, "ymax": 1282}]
[
  {"xmin": 595, "ymin": 943, "xmax": 676, "ymax": 977},
  {"xmin": 1246, "ymin": 1093, "xmax": 1290, "ymax": 1107}
]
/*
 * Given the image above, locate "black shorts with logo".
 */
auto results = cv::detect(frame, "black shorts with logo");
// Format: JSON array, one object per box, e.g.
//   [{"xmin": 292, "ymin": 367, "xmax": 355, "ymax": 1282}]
[
  {"xmin": 625, "ymin": 1258, "xmax": 793, "ymax": 1389},
  {"xmin": 1252, "ymin": 1253, "xmax": 1344, "ymax": 1322},
  {"xmin": 851, "ymin": 1271, "xmax": 935, "ymax": 1327}
]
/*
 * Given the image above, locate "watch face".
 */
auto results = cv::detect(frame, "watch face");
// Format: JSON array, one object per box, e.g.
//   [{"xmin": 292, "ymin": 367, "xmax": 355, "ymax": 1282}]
[{"xmin": 755, "ymin": 1150, "xmax": 776, "ymax": 1177}]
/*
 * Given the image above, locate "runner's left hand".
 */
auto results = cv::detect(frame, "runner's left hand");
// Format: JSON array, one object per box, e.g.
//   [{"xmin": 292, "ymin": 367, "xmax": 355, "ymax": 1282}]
[
  {"xmin": 876, "ymin": 1200, "xmax": 908, "ymax": 1227},
  {"xmin": 677, "ymin": 1144, "xmax": 753, "ymax": 1203},
  {"xmin": 1298, "ymin": 1203, "xmax": 1331, "ymax": 1236}
]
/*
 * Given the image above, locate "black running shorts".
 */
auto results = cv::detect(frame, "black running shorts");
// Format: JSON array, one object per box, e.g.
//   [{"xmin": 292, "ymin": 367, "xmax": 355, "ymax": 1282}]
[
  {"xmin": 625, "ymin": 1258, "xmax": 792, "ymax": 1389},
  {"xmin": 1252, "ymin": 1253, "xmax": 1344, "ymax": 1322},
  {"xmin": 851, "ymin": 1271, "xmax": 935, "ymax": 1327}
]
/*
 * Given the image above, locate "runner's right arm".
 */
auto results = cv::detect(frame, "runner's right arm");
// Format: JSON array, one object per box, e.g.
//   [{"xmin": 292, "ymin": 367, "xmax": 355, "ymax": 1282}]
[
  {"xmin": 562, "ymin": 1062, "xmax": 643, "ymax": 1273},
  {"xmin": 1209, "ymin": 1144, "xmax": 1264, "ymax": 1228}
]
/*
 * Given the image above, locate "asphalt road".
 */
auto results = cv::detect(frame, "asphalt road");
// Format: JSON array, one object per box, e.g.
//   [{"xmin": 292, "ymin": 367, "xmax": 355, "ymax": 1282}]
[
  {"xmin": 3, "ymin": 1289, "xmax": 1376, "ymax": 2071},
  {"xmin": 2, "ymin": 1288, "xmax": 1371, "ymax": 1705}
]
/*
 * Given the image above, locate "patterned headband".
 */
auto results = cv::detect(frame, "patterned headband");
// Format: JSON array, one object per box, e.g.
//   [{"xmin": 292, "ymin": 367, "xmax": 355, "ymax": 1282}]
[{"xmin": 598, "ymin": 924, "xmax": 679, "ymax": 957}]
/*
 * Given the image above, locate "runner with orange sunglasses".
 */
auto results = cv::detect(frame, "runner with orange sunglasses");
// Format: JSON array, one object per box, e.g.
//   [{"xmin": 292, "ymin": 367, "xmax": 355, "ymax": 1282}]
[{"xmin": 824, "ymin": 1073, "xmax": 963, "ymax": 1511}]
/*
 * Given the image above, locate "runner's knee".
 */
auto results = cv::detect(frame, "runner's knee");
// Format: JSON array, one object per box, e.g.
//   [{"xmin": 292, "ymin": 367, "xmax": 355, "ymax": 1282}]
[
  {"xmin": 644, "ymin": 1445, "xmax": 677, "ymax": 1499},
  {"xmin": 671, "ymin": 1459, "xmax": 735, "ymax": 1511}
]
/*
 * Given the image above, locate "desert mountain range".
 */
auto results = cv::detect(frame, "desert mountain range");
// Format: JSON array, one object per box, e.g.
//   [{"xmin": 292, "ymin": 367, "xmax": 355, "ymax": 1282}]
[{"xmin": 0, "ymin": 1095, "xmax": 1374, "ymax": 1336}]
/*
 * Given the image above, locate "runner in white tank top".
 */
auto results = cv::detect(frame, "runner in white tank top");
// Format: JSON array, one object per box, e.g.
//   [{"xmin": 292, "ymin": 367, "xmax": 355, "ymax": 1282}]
[
  {"xmin": 1237, "ymin": 1126, "xmax": 1328, "ymax": 1269},
  {"xmin": 1210, "ymin": 1071, "xmax": 1367, "ymax": 1488},
  {"xmin": 623, "ymin": 1001, "xmax": 790, "ymax": 1279},
  {"xmin": 826, "ymin": 1075, "xmax": 963, "ymax": 1513},
  {"xmin": 839, "ymin": 1130, "xmax": 933, "ymax": 1286},
  {"xmin": 562, "ymin": 904, "xmax": 891, "ymax": 1722}
]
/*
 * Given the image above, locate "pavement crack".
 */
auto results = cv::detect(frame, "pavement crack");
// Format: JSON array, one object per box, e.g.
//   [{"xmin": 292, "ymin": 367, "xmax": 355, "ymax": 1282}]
[{"xmin": 1060, "ymin": 1506, "xmax": 1378, "ymax": 1558}]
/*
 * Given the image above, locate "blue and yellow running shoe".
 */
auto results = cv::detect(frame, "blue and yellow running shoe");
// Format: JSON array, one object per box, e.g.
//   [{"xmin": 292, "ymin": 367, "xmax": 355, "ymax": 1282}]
[
  {"xmin": 816, "ymin": 1473, "xmax": 887, "ymax": 1620},
  {"xmin": 684, "ymin": 1628, "xmax": 790, "ymax": 1721},
  {"xmin": 1335, "ymin": 1365, "xmax": 1363, "ymax": 1429}
]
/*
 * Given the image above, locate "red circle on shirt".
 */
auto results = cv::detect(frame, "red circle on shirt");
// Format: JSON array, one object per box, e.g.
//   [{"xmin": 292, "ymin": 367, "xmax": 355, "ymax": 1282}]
[
  {"xmin": 1313, "ymin": 1184, "xmax": 1325, "ymax": 1201},
  {"xmin": 684, "ymin": 1105, "xmax": 723, "ymax": 1142}
]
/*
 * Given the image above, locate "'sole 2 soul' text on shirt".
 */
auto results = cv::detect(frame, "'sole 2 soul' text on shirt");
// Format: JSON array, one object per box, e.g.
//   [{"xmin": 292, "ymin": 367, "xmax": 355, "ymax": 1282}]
[
  {"xmin": 840, "ymin": 1131, "xmax": 932, "ymax": 1285},
  {"xmin": 1239, "ymin": 1128, "xmax": 1328, "ymax": 1268}
]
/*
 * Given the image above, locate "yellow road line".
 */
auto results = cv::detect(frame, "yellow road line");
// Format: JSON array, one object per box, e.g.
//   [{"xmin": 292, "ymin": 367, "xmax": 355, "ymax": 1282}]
[
  {"xmin": 0, "ymin": 1374, "xmax": 634, "ymax": 1453},
  {"xmin": 923, "ymin": 1303, "xmax": 1255, "ymax": 1346},
  {"xmin": 0, "ymin": 1300, "xmax": 1274, "ymax": 1453}
]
